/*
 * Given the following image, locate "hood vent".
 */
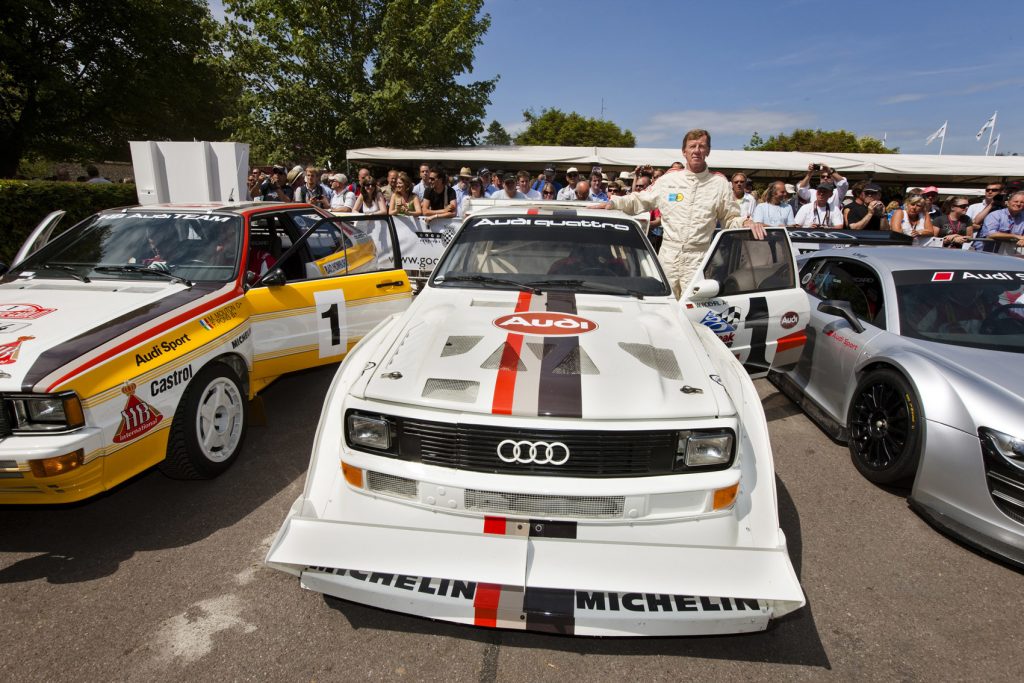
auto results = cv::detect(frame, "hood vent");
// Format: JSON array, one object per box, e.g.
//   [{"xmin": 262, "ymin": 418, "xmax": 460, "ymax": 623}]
[
  {"xmin": 481, "ymin": 342, "xmax": 526, "ymax": 371},
  {"xmin": 441, "ymin": 335, "xmax": 483, "ymax": 357},
  {"xmin": 422, "ymin": 378, "xmax": 479, "ymax": 403},
  {"xmin": 523, "ymin": 342, "xmax": 598, "ymax": 375},
  {"xmin": 578, "ymin": 305, "xmax": 622, "ymax": 313},
  {"xmin": 470, "ymin": 299, "xmax": 508, "ymax": 307},
  {"xmin": 619, "ymin": 342, "xmax": 682, "ymax": 380}
]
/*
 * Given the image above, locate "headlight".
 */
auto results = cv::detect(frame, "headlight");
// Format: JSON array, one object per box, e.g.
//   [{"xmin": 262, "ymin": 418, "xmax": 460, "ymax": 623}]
[
  {"xmin": 345, "ymin": 411, "xmax": 396, "ymax": 452},
  {"xmin": 675, "ymin": 430, "xmax": 735, "ymax": 470},
  {"xmin": 980, "ymin": 427, "xmax": 1024, "ymax": 472},
  {"xmin": 3, "ymin": 392, "xmax": 85, "ymax": 433}
]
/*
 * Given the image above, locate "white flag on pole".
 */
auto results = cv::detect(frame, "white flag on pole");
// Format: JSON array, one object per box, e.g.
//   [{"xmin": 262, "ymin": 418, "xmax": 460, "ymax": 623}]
[
  {"xmin": 976, "ymin": 112, "xmax": 997, "ymax": 140},
  {"xmin": 925, "ymin": 121, "xmax": 947, "ymax": 145},
  {"xmin": 993, "ymin": 134, "xmax": 1000, "ymax": 155}
]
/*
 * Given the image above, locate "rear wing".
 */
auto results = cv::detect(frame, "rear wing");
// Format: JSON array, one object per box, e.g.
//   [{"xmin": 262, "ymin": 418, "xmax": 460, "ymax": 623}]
[{"xmin": 787, "ymin": 229, "xmax": 912, "ymax": 255}]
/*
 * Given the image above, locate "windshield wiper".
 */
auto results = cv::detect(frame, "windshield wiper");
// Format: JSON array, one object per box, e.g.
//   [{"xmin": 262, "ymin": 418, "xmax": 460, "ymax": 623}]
[
  {"xmin": 94, "ymin": 264, "xmax": 193, "ymax": 287},
  {"xmin": 527, "ymin": 278, "xmax": 644, "ymax": 299},
  {"xmin": 437, "ymin": 274, "xmax": 541, "ymax": 294},
  {"xmin": 33, "ymin": 263, "xmax": 91, "ymax": 283}
]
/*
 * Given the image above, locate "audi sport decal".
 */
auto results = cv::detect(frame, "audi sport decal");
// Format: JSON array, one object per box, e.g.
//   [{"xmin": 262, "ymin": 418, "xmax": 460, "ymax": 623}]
[
  {"xmin": 0, "ymin": 303, "xmax": 56, "ymax": 320},
  {"xmin": 135, "ymin": 332, "xmax": 192, "ymax": 366},
  {"xmin": 304, "ymin": 566, "xmax": 766, "ymax": 633},
  {"xmin": 493, "ymin": 312, "xmax": 597, "ymax": 336},
  {"xmin": 0, "ymin": 335, "xmax": 34, "ymax": 364},
  {"xmin": 113, "ymin": 383, "xmax": 163, "ymax": 443}
]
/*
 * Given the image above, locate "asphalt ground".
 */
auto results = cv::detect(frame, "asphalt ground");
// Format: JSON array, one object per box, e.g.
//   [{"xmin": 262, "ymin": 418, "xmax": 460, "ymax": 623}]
[{"xmin": 1, "ymin": 367, "xmax": 1021, "ymax": 682}]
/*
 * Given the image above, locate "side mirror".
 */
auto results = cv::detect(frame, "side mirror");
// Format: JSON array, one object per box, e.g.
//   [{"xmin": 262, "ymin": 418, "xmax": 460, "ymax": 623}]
[
  {"xmin": 260, "ymin": 267, "xmax": 287, "ymax": 287},
  {"xmin": 817, "ymin": 299, "xmax": 865, "ymax": 334},
  {"xmin": 688, "ymin": 278, "xmax": 720, "ymax": 301}
]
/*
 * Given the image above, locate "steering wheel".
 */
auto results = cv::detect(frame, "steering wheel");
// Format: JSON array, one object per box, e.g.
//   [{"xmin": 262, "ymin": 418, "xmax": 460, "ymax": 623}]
[{"xmin": 979, "ymin": 303, "xmax": 1024, "ymax": 334}]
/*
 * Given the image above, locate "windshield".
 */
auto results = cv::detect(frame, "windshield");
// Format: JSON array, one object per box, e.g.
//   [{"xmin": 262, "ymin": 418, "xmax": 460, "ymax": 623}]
[
  {"xmin": 895, "ymin": 269, "xmax": 1024, "ymax": 353},
  {"xmin": 430, "ymin": 214, "xmax": 670, "ymax": 296},
  {"xmin": 6, "ymin": 212, "xmax": 242, "ymax": 284}
]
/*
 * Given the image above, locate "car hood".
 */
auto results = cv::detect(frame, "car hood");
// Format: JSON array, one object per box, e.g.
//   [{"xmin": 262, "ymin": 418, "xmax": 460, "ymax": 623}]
[
  {"xmin": 912, "ymin": 338, "xmax": 1024, "ymax": 402},
  {"xmin": 362, "ymin": 289, "xmax": 730, "ymax": 420},
  {"xmin": 0, "ymin": 279, "xmax": 198, "ymax": 391}
]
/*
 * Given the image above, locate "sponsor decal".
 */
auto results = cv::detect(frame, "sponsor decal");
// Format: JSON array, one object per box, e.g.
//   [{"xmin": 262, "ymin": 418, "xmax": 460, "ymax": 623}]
[
  {"xmin": 700, "ymin": 309, "xmax": 737, "ymax": 334},
  {"xmin": 472, "ymin": 217, "xmax": 630, "ymax": 231},
  {"xmin": 575, "ymin": 591, "xmax": 762, "ymax": 613},
  {"xmin": 780, "ymin": 311, "xmax": 800, "ymax": 329},
  {"xmin": 135, "ymin": 333, "xmax": 192, "ymax": 366},
  {"xmin": 717, "ymin": 332, "xmax": 735, "ymax": 347},
  {"xmin": 493, "ymin": 312, "xmax": 597, "ymax": 336},
  {"xmin": 200, "ymin": 302, "xmax": 243, "ymax": 331},
  {"xmin": 321, "ymin": 256, "xmax": 348, "ymax": 275},
  {"xmin": 0, "ymin": 335, "xmax": 34, "ymax": 365},
  {"xmin": 825, "ymin": 328, "xmax": 859, "ymax": 351},
  {"xmin": 113, "ymin": 383, "xmax": 163, "ymax": 443},
  {"xmin": 0, "ymin": 321, "xmax": 31, "ymax": 335},
  {"xmin": 667, "ymin": 193, "xmax": 685, "ymax": 202},
  {"xmin": 309, "ymin": 567, "xmax": 477, "ymax": 600},
  {"xmin": 496, "ymin": 439, "xmax": 570, "ymax": 465},
  {"xmin": 99, "ymin": 213, "xmax": 231, "ymax": 222},
  {"xmin": 149, "ymin": 365, "xmax": 193, "ymax": 397},
  {"xmin": 932, "ymin": 271, "xmax": 954, "ymax": 282},
  {"xmin": 0, "ymin": 303, "xmax": 55, "ymax": 320},
  {"xmin": 231, "ymin": 328, "xmax": 251, "ymax": 349},
  {"xmin": 691, "ymin": 299, "xmax": 727, "ymax": 309}
]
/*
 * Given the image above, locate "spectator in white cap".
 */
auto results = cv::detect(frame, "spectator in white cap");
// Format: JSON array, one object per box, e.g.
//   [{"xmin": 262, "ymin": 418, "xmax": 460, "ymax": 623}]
[
  {"xmin": 557, "ymin": 167, "xmax": 579, "ymax": 200},
  {"xmin": 793, "ymin": 183, "xmax": 844, "ymax": 228},
  {"xmin": 531, "ymin": 166, "xmax": 561, "ymax": 195},
  {"xmin": 329, "ymin": 174, "xmax": 355, "ymax": 212}
]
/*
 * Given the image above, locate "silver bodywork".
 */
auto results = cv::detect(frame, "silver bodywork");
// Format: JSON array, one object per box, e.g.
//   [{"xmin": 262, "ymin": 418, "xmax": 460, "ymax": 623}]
[{"xmin": 771, "ymin": 246, "xmax": 1024, "ymax": 567}]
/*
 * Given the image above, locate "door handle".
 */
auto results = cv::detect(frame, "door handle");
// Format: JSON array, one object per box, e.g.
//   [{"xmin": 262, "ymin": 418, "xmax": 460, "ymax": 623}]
[{"xmin": 376, "ymin": 280, "xmax": 404, "ymax": 288}]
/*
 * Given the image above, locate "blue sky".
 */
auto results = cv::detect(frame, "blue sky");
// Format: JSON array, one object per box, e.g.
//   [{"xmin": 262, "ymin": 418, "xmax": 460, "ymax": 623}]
[{"xmin": 212, "ymin": 0, "xmax": 1024, "ymax": 155}]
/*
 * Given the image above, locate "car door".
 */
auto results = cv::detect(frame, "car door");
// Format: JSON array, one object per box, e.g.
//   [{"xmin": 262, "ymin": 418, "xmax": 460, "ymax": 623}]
[
  {"xmin": 12, "ymin": 210, "xmax": 67, "ymax": 265},
  {"xmin": 244, "ymin": 209, "xmax": 412, "ymax": 391},
  {"xmin": 683, "ymin": 227, "xmax": 808, "ymax": 378},
  {"xmin": 794, "ymin": 257, "xmax": 888, "ymax": 420}
]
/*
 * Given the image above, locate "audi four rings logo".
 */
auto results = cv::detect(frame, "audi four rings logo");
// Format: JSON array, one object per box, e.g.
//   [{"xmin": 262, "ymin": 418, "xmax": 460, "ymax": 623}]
[{"xmin": 496, "ymin": 439, "xmax": 571, "ymax": 465}]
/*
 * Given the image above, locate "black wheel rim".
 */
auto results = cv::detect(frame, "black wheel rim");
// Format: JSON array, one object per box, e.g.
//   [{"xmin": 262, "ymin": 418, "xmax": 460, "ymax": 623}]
[{"xmin": 849, "ymin": 382, "xmax": 910, "ymax": 470}]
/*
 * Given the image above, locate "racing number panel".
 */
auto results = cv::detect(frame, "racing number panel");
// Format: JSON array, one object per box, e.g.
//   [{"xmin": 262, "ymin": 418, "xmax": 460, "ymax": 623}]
[{"xmin": 244, "ymin": 210, "xmax": 411, "ymax": 391}]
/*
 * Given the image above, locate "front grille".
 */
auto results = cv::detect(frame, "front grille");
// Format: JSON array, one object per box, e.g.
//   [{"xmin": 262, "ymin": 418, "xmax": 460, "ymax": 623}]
[
  {"xmin": 397, "ymin": 417, "xmax": 678, "ymax": 478},
  {"xmin": 465, "ymin": 489, "xmax": 624, "ymax": 519}
]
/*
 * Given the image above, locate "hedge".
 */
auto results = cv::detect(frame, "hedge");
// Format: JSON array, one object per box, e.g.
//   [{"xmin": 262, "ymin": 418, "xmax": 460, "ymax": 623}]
[{"xmin": 0, "ymin": 180, "xmax": 138, "ymax": 265}]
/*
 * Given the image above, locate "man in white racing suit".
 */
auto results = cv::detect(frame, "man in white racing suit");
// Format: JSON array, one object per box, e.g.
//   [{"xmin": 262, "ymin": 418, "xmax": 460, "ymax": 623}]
[{"xmin": 593, "ymin": 129, "xmax": 764, "ymax": 298}]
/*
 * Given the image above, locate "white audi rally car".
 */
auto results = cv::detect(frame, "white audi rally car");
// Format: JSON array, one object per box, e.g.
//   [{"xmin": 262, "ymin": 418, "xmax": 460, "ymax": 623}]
[{"xmin": 267, "ymin": 204, "xmax": 809, "ymax": 636}]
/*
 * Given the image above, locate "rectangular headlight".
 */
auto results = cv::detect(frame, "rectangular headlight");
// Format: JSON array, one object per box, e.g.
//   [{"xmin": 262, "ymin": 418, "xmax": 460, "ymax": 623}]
[
  {"xmin": 346, "ymin": 413, "xmax": 392, "ymax": 451},
  {"xmin": 4, "ymin": 393, "xmax": 85, "ymax": 433},
  {"xmin": 675, "ymin": 430, "xmax": 735, "ymax": 469}
]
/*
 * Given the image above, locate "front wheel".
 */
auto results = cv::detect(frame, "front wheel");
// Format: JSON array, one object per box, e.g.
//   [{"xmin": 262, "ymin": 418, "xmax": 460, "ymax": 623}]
[
  {"xmin": 846, "ymin": 369, "xmax": 922, "ymax": 486},
  {"xmin": 160, "ymin": 362, "xmax": 247, "ymax": 480}
]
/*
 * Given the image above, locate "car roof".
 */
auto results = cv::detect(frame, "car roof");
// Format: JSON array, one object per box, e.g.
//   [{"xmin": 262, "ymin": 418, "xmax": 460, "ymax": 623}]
[
  {"xmin": 99, "ymin": 202, "xmax": 309, "ymax": 216},
  {"xmin": 465, "ymin": 201, "xmax": 638, "ymax": 223},
  {"xmin": 807, "ymin": 246, "xmax": 1024, "ymax": 274}
]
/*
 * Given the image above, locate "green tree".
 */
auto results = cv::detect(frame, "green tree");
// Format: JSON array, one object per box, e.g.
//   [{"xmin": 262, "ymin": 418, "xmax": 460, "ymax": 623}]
[
  {"xmin": 483, "ymin": 120, "xmax": 512, "ymax": 146},
  {"xmin": 216, "ymin": 0, "xmax": 496, "ymax": 165},
  {"xmin": 744, "ymin": 129, "xmax": 896, "ymax": 154},
  {"xmin": 514, "ymin": 108, "xmax": 635, "ymax": 147},
  {"xmin": 0, "ymin": 1, "xmax": 233, "ymax": 177}
]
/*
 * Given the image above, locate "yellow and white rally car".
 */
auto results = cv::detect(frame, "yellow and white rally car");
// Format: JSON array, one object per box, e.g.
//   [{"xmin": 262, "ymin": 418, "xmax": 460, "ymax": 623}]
[{"xmin": 0, "ymin": 203, "xmax": 411, "ymax": 503}]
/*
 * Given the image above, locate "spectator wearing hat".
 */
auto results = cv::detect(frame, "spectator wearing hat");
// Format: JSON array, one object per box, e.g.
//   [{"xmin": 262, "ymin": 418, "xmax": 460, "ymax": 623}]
[
  {"xmin": 793, "ymin": 184, "xmax": 844, "ymax": 228},
  {"xmin": 517, "ymin": 171, "xmax": 542, "ymax": 199},
  {"xmin": 730, "ymin": 172, "xmax": 757, "ymax": 219},
  {"xmin": 285, "ymin": 165, "xmax": 304, "ymax": 195},
  {"xmin": 531, "ymin": 166, "xmax": 561, "ymax": 195},
  {"xmin": 421, "ymin": 167, "xmax": 457, "ymax": 223},
  {"xmin": 499, "ymin": 173, "xmax": 528, "ymax": 200},
  {"xmin": 919, "ymin": 186, "xmax": 949, "ymax": 234},
  {"xmin": 784, "ymin": 183, "xmax": 801, "ymax": 215},
  {"xmin": 796, "ymin": 162, "xmax": 848, "ymax": 209},
  {"xmin": 844, "ymin": 182, "xmax": 889, "ymax": 230},
  {"xmin": 329, "ymin": 174, "xmax": 355, "ymax": 211},
  {"xmin": 557, "ymin": 167, "xmax": 580, "ymax": 200},
  {"xmin": 454, "ymin": 166, "xmax": 473, "ymax": 210}
]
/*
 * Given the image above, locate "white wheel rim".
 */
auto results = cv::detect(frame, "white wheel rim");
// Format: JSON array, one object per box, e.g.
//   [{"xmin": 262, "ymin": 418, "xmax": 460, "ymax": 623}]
[{"xmin": 194, "ymin": 377, "xmax": 244, "ymax": 463}]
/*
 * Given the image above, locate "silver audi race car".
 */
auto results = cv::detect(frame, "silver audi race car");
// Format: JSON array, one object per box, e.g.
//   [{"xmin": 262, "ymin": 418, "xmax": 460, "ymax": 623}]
[
  {"xmin": 267, "ymin": 204, "xmax": 811, "ymax": 636},
  {"xmin": 770, "ymin": 246, "xmax": 1024, "ymax": 568}
]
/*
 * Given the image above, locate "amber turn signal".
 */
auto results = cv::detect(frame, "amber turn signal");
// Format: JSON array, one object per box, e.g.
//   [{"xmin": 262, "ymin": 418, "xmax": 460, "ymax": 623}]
[
  {"xmin": 29, "ymin": 449, "xmax": 84, "ymax": 478},
  {"xmin": 712, "ymin": 483, "xmax": 739, "ymax": 510},
  {"xmin": 341, "ymin": 461, "xmax": 364, "ymax": 488}
]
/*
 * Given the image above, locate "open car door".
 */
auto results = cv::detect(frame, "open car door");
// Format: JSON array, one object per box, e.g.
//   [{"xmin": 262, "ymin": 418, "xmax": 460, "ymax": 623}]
[
  {"xmin": 682, "ymin": 228, "xmax": 808, "ymax": 377},
  {"xmin": 12, "ymin": 210, "xmax": 67, "ymax": 266}
]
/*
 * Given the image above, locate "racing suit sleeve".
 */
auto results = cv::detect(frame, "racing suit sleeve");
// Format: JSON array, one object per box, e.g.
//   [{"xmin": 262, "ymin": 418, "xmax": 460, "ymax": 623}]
[{"xmin": 609, "ymin": 187, "xmax": 658, "ymax": 215}]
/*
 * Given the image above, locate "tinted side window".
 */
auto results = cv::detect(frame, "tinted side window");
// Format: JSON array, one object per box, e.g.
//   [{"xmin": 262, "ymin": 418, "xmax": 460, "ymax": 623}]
[{"xmin": 813, "ymin": 260, "xmax": 885, "ymax": 327}]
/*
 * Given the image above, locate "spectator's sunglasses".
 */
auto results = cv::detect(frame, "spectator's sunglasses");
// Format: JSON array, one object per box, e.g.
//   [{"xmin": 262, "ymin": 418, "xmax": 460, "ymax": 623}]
[
  {"xmin": 954, "ymin": 203, "xmax": 970, "ymax": 209},
  {"xmin": 986, "ymin": 187, "xmax": 1002, "ymax": 193},
  {"xmin": 542, "ymin": 190, "xmax": 555, "ymax": 196}
]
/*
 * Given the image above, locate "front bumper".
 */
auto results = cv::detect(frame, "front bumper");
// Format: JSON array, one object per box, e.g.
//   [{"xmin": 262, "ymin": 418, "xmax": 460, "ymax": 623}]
[{"xmin": 0, "ymin": 428, "xmax": 107, "ymax": 503}]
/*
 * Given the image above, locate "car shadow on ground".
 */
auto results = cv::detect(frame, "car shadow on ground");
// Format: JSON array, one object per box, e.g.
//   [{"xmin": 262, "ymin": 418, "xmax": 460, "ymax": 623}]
[
  {"xmin": 0, "ymin": 365, "xmax": 335, "ymax": 585},
  {"xmin": 324, "ymin": 476, "xmax": 830, "ymax": 669}
]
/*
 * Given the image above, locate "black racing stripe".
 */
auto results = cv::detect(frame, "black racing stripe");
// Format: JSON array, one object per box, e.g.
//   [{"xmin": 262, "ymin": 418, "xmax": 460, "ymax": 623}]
[
  {"xmin": 741, "ymin": 296, "xmax": 770, "ymax": 375},
  {"xmin": 524, "ymin": 587, "xmax": 575, "ymax": 635},
  {"xmin": 21, "ymin": 283, "xmax": 222, "ymax": 391},
  {"xmin": 538, "ymin": 292, "xmax": 582, "ymax": 418},
  {"xmin": 527, "ymin": 520, "xmax": 578, "ymax": 539}
]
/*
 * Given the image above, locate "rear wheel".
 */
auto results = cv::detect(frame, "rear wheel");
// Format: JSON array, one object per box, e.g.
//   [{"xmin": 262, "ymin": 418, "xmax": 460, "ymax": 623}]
[
  {"xmin": 846, "ymin": 369, "xmax": 922, "ymax": 486},
  {"xmin": 160, "ymin": 362, "xmax": 247, "ymax": 480}
]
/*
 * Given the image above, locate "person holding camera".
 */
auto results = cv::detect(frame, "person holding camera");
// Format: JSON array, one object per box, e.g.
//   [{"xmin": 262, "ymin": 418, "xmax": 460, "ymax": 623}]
[
  {"xmin": 257, "ymin": 166, "xmax": 292, "ymax": 202},
  {"xmin": 844, "ymin": 182, "xmax": 889, "ymax": 231},
  {"xmin": 793, "ymin": 183, "xmax": 844, "ymax": 228},
  {"xmin": 796, "ymin": 162, "xmax": 848, "ymax": 209}
]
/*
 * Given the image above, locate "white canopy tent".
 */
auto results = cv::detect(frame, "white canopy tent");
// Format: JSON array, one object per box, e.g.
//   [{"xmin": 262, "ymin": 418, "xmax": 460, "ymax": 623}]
[{"xmin": 347, "ymin": 145, "xmax": 1024, "ymax": 185}]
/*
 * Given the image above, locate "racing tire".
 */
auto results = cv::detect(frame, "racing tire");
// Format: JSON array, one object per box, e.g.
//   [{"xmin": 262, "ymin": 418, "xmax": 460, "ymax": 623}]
[
  {"xmin": 846, "ymin": 369, "xmax": 922, "ymax": 486},
  {"xmin": 159, "ymin": 362, "xmax": 247, "ymax": 480}
]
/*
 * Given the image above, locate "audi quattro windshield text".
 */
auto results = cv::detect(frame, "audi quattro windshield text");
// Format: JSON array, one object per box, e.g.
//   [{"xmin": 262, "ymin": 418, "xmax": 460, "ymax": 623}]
[{"xmin": 472, "ymin": 218, "xmax": 630, "ymax": 230}]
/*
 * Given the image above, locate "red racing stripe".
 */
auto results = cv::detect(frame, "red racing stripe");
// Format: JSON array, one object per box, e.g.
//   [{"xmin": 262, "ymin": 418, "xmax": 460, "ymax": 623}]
[
  {"xmin": 776, "ymin": 330, "xmax": 807, "ymax": 353},
  {"xmin": 473, "ymin": 583, "xmax": 502, "ymax": 627},
  {"xmin": 491, "ymin": 291, "xmax": 532, "ymax": 414}
]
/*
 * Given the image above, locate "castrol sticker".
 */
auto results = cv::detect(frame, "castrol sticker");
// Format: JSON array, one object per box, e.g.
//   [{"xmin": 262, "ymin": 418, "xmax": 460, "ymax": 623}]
[{"xmin": 493, "ymin": 312, "xmax": 598, "ymax": 336}]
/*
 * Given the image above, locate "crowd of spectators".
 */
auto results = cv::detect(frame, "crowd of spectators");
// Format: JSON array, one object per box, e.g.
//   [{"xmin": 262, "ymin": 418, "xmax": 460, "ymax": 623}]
[{"xmin": 247, "ymin": 160, "xmax": 1024, "ymax": 252}]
